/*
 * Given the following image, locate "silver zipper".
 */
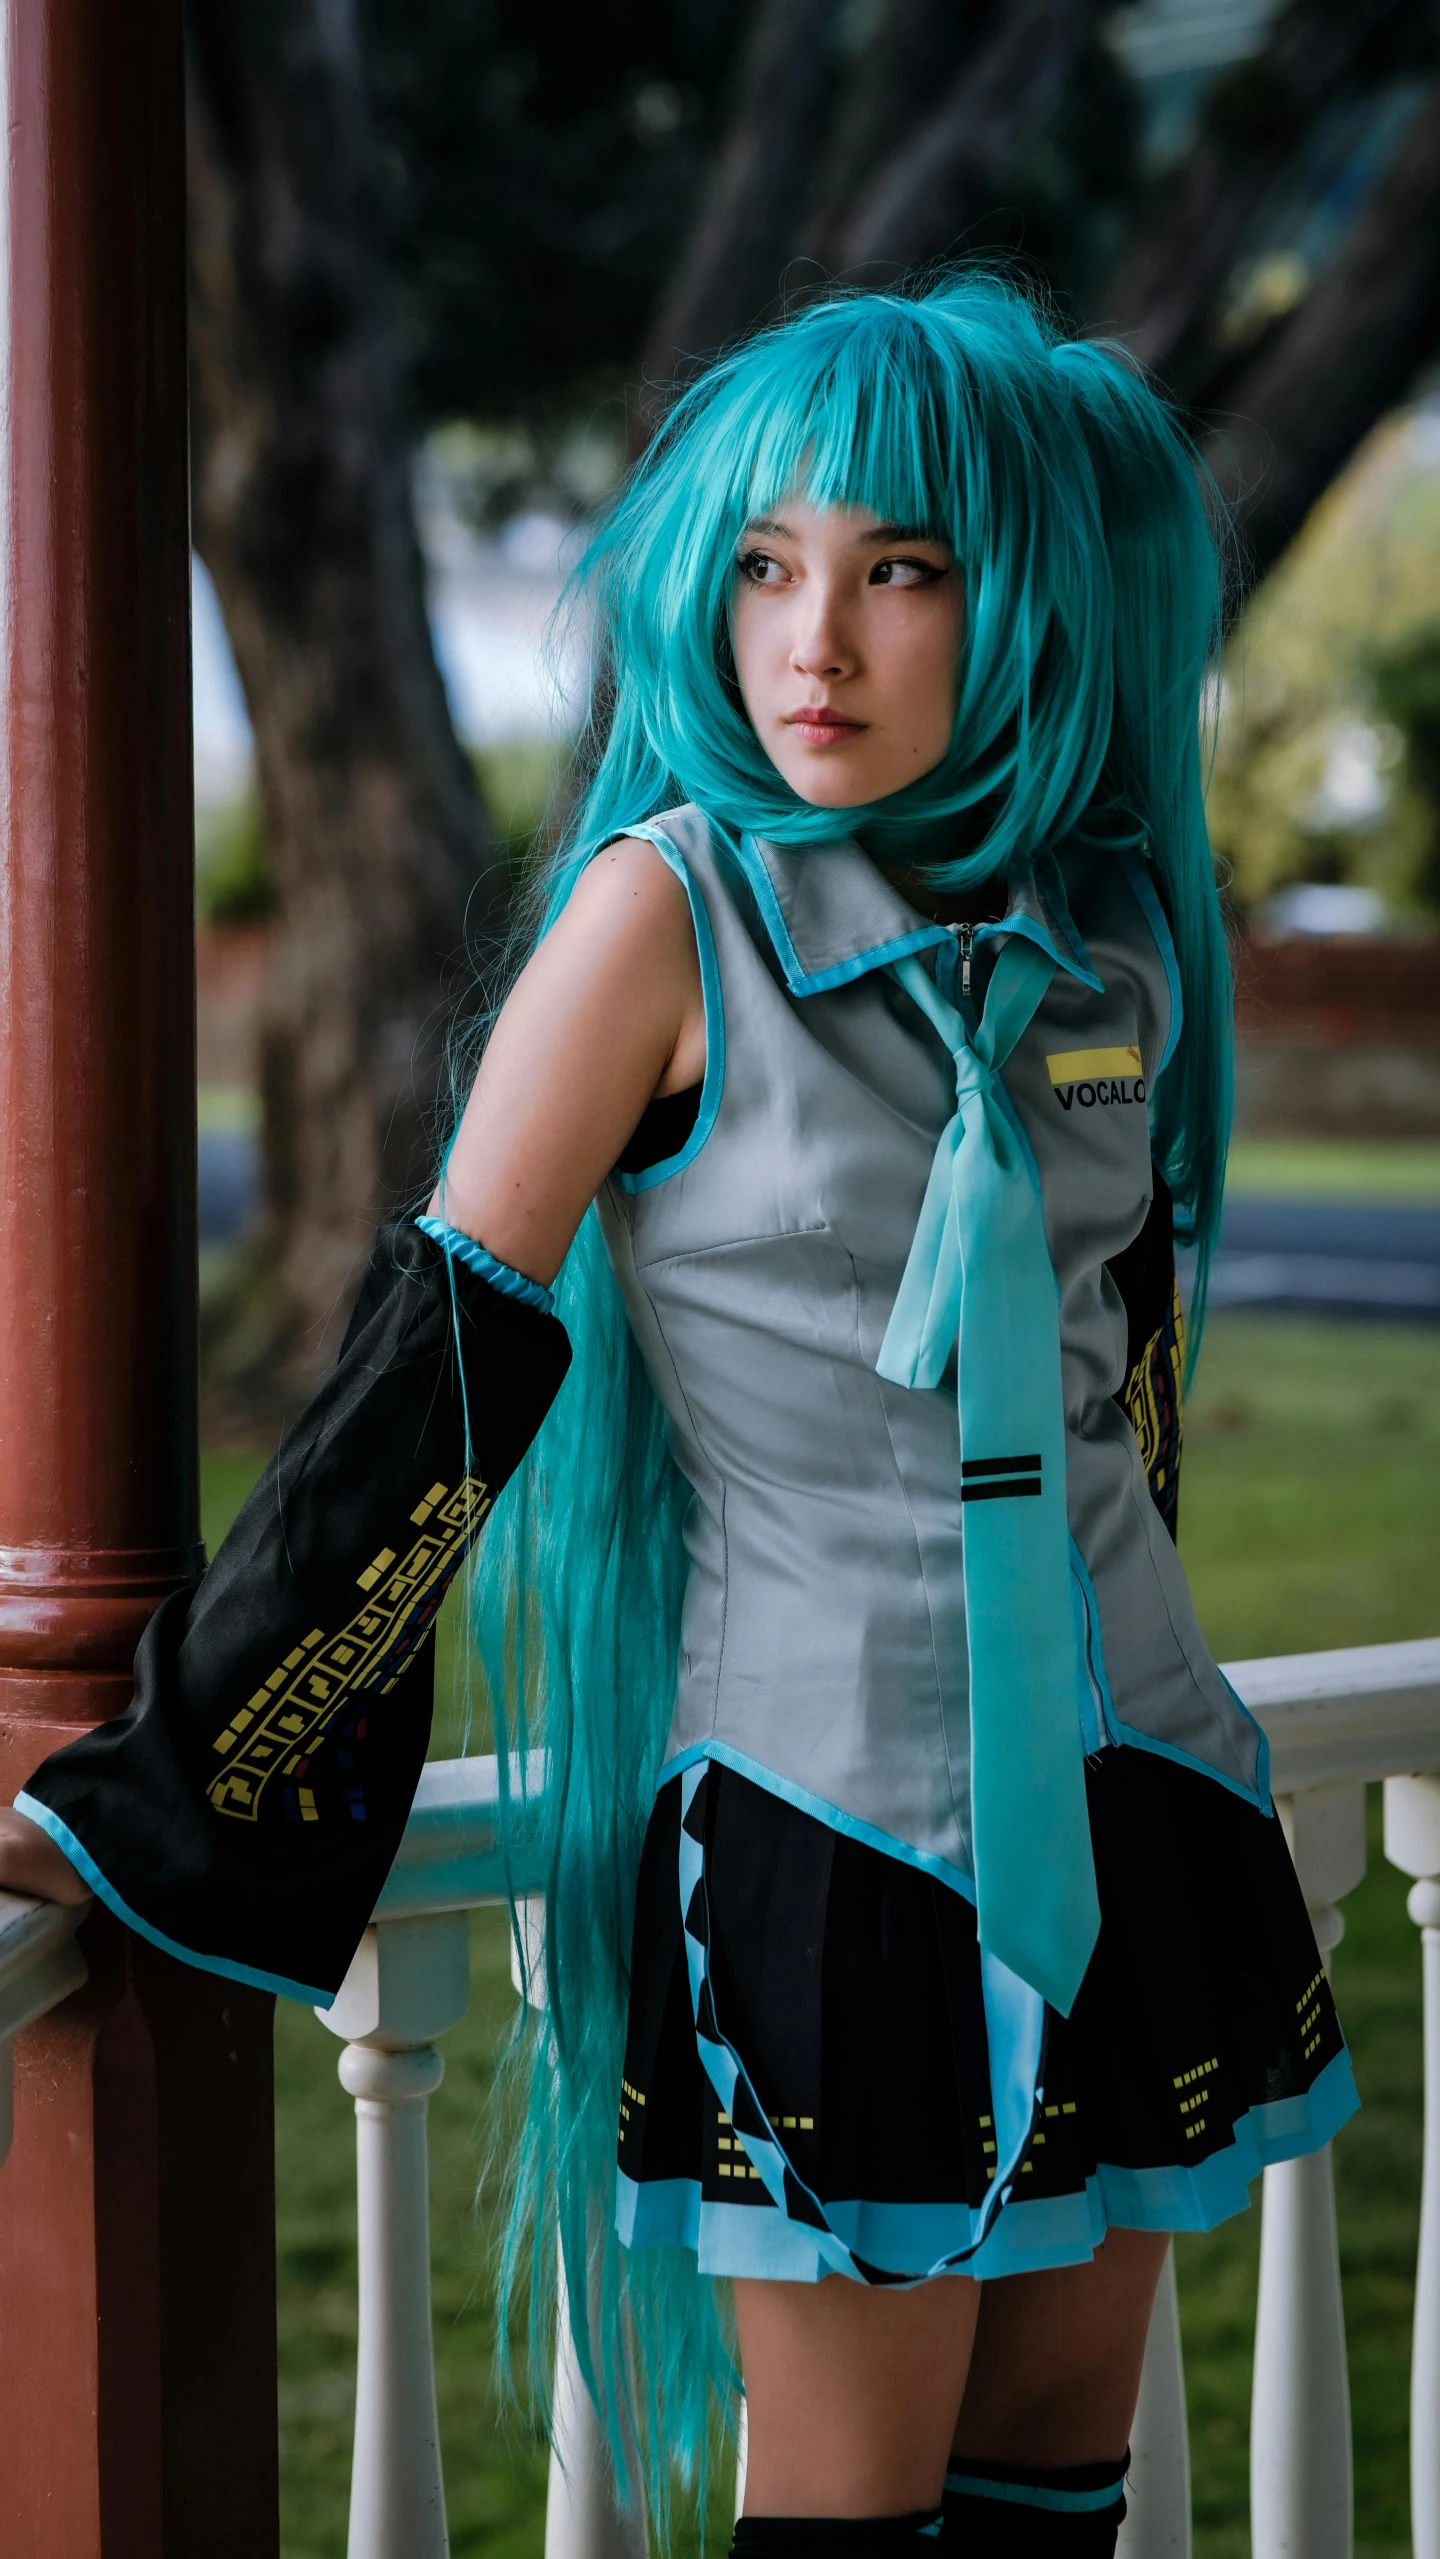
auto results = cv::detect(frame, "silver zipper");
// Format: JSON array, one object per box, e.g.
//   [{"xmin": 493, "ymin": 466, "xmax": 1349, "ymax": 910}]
[{"xmin": 948, "ymin": 921, "xmax": 975, "ymax": 998}]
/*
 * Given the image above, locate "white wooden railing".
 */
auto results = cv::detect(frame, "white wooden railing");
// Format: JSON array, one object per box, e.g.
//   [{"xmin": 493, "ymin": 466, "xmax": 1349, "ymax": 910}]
[
  {"xmin": 2, "ymin": 1638, "xmax": 1439, "ymax": 2554},
  {"xmin": 0, "ymin": 1889, "xmax": 87, "ymax": 2164},
  {"xmin": 339, "ymin": 1639, "xmax": 1440, "ymax": 2559}
]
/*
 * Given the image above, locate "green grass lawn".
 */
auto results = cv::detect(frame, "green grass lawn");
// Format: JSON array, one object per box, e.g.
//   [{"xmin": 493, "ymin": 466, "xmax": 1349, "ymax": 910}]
[
  {"xmin": 1222, "ymin": 1137, "xmax": 1440, "ymax": 1202},
  {"xmin": 203, "ymin": 1311, "xmax": 1440, "ymax": 2557}
]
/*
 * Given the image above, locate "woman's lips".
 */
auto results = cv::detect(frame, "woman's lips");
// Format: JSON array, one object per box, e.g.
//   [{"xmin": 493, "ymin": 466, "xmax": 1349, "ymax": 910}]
[{"xmin": 785, "ymin": 708, "xmax": 867, "ymax": 746}]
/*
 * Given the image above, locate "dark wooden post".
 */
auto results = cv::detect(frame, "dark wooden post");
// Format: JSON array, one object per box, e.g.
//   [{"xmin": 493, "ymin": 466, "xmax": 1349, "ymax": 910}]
[{"xmin": 0, "ymin": 5, "xmax": 279, "ymax": 2551}]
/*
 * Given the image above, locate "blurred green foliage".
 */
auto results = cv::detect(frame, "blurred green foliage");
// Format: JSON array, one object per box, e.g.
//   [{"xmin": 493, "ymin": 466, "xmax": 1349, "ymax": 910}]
[
  {"xmin": 192, "ymin": 746, "xmax": 565, "ymax": 935},
  {"xmin": 1224, "ymin": 1137, "xmax": 1440, "ymax": 1199},
  {"xmin": 1181, "ymin": 1315, "xmax": 1440, "ymax": 1659},
  {"xmin": 196, "ymin": 793, "xmax": 275, "ymax": 924},
  {"xmin": 1207, "ymin": 409, "xmax": 1440, "ymax": 922},
  {"xmin": 1369, "ymin": 618, "xmax": 1440, "ymax": 905},
  {"xmin": 471, "ymin": 740, "xmax": 571, "ymax": 871}
]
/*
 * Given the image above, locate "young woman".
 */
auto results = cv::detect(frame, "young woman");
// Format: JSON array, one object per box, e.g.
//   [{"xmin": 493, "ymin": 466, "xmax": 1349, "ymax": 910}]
[{"xmin": 2, "ymin": 276, "xmax": 1356, "ymax": 2555}]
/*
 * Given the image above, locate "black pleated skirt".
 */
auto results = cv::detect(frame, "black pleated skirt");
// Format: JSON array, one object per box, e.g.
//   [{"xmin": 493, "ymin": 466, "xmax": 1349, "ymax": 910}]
[{"xmin": 615, "ymin": 1746, "xmax": 1358, "ymax": 2282}]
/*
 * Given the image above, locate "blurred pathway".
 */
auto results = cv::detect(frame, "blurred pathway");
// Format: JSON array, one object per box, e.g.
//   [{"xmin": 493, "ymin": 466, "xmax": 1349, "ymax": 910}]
[{"xmin": 1206, "ymin": 1200, "xmax": 1440, "ymax": 1317}]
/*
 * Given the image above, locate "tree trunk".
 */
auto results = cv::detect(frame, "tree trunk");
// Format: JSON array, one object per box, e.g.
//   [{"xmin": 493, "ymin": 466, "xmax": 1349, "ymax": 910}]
[
  {"xmin": 639, "ymin": 0, "xmax": 847, "ymax": 398},
  {"xmin": 652, "ymin": 0, "xmax": 1440, "ymax": 601},
  {"xmin": 832, "ymin": 0, "xmax": 1104, "ymax": 276},
  {"xmin": 1201, "ymin": 77, "xmax": 1440, "ymax": 592},
  {"xmin": 186, "ymin": 0, "xmax": 500, "ymax": 1394},
  {"xmin": 798, "ymin": 0, "xmax": 990, "ymax": 274},
  {"xmin": 1097, "ymin": 0, "xmax": 1420, "ymax": 407}
]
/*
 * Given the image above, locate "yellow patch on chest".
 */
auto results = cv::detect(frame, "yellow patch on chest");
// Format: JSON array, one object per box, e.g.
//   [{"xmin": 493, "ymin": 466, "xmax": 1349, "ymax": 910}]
[{"xmin": 1046, "ymin": 1045, "xmax": 1142, "ymax": 1085}]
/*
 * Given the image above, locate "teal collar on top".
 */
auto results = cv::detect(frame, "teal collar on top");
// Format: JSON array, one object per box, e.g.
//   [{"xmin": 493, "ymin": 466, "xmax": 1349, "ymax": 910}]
[{"xmin": 735, "ymin": 830, "xmax": 1104, "ymax": 999}]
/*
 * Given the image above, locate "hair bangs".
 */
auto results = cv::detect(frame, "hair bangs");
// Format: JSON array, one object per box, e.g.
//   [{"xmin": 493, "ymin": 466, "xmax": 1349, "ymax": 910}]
[{"xmin": 752, "ymin": 316, "xmax": 954, "ymax": 549}]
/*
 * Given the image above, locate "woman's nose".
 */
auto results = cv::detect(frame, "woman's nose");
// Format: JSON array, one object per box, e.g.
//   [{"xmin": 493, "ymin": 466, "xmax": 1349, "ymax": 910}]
[{"xmin": 791, "ymin": 583, "xmax": 854, "ymax": 680}]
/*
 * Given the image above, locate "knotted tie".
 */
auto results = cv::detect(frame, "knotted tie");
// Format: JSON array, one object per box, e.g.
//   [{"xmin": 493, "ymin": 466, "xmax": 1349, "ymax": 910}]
[{"xmin": 877, "ymin": 941, "xmax": 1101, "ymax": 2017}]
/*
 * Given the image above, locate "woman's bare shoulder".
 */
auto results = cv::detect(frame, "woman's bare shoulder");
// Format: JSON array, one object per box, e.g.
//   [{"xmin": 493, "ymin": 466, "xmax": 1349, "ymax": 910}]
[{"xmin": 548, "ymin": 835, "xmax": 696, "ymax": 971}]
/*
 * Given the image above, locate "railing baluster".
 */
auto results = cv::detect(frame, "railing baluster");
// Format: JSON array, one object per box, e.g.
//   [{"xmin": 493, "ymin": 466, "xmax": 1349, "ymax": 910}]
[
  {"xmin": 544, "ymin": 2249, "xmax": 647, "ymax": 2559},
  {"xmin": 343, "ymin": 2040, "xmax": 449, "ymax": 2558},
  {"xmin": 735, "ymin": 2394, "xmax": 748, "ymax": 2520},
  {"xmin": 1117, "ymin": 2241, "xmax": 1191, "ymax": 2556},
  {"xmin": 1250, "ymin": 1782, "xmax": 1364, "ymax": 2559},
  {"xmin": 1251, "ymin": 2132, "xmax": 1352, "ymax": 2558},
  {"xmin": 1384, "ymin": 1772, "xmax": 1440, "ymax": 2559},
  {"xmin": 320, "ymin": 1909, "xmax": 473, "ymax": 2559},
  {"xmin": 509, "ymin": 1899, "xmax": 646, "ymax": 2559}
]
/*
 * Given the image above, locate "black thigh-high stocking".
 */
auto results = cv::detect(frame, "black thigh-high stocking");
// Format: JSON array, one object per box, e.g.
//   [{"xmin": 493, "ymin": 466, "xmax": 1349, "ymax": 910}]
[
  {"xmin": 732, "ymin": 2513, "xmax": 943, "ymax": 2559},
  {"xmin": 942, "ymin": 2455, "xmax": 1129, "ymax": 2552}
]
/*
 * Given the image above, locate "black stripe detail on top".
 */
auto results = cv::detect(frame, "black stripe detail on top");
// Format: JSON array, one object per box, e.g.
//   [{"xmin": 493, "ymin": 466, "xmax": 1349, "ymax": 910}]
[
  {"xmin": 961, "ymin": 1453, "xmax": 1041, "ymax": 1478},
  {"xmin": 961, "ymin": 1478, "xmax": 1042, "ymax": 1502}
]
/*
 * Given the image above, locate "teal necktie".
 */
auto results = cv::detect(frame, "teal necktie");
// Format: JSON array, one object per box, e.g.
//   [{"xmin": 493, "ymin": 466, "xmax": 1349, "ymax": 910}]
[{"xmin": 877, "ymin": 941, "xmax": 1100, "ymax": 2018}]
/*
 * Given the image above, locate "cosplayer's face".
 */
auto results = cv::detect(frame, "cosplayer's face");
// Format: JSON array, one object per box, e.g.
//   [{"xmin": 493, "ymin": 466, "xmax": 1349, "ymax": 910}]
[{"xmin": 730, "ymin": 497, "xmax": 961, "ymax": 808}]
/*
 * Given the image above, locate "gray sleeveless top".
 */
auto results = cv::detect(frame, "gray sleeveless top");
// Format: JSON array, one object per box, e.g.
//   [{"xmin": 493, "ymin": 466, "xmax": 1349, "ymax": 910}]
[{"xmin": 595, "ymin": 807, "xmax": 1264, "ymax": 1894}]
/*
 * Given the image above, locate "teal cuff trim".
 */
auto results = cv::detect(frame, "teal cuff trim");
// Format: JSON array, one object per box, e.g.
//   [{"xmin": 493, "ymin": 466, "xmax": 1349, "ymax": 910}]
[
  {"xmin": 655, "ymin": 1740, "xmax": 977, "ymax": 1904},
  {"xmin": 413, "ymin": 1217, "xmax": 555, "ymax": 1316},
  {"xmin": 945, "ymin": 2473, "xmax": 1123, "ymax": 2515},
  {"xmin": 607, "ymin": 822, "xmax": 727, "ymax": 1192},
  {"xmin": 13, "ymin": 1792, "xmax": 337, "ymax": 2009},
  {"xmin": 1118, "ymin": 850, "xmax": 1183, "ymax": 1081}
]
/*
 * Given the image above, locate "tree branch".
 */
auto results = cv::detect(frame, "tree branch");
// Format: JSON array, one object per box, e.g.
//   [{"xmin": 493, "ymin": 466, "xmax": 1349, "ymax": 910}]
[
  {"xmin": 187, "ymin": 0, "xmax": 499, "ymax": 1381},
  {"xmin": 833, "ymin": 0, "xmax": 1105, "ymax": 276},
  {"xmin": 798, "ymin": 0, "xmax": 994, "ymax": 274},
  {"xmin": 1203, "ymin": 78, "xmax": 1440, "ymax": 591},
  {"xmin": 1097, "ymin": 0, "xmax": 1420, "ymax": 403},
  {"xmin": 639, "ymin": 0, "xmax": 847, "ymax": 396}
]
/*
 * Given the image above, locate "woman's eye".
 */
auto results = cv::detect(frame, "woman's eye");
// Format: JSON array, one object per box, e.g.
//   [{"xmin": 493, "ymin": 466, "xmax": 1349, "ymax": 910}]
[
  {"xmin": 871, "ymin": 556, "xmax": 943, "ymax": 588},
  {"xmin": 738, "ymin": 549, "xmax": 786, "ymax": 585}
]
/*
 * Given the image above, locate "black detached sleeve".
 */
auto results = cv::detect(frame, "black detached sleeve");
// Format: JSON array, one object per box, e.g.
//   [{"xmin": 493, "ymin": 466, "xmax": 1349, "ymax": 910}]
[{"xmin": 17, "ymin": 1221, "xmax": 571, "ymax": 2003}]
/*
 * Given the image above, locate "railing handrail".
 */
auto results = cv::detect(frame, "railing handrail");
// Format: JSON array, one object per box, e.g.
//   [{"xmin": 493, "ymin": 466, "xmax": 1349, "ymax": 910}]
[
  {"xmin": 0, "ymin": 1891, "xmax": 87, "ymax": 2046},
  {"xmin": 1227, "ymin": 1636, "xmax": 1440, "ymax": 1792},
  {"xmin": 0, "ymin": 1890, "xmax": 89, "ymax": 2168},
  {"xmin": 374, "ymin": 1746, "xmax": 549, "ymax": 1918},
  {"xmin": 380, "ymin": 1638, "xmax": 1440, "ymax": 1922}
]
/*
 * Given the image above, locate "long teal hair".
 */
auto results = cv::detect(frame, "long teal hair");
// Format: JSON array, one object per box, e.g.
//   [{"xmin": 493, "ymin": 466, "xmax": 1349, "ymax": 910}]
[{"xmin": 466, "ymin": 271, "xmax": 1232, "ymax": 2521}]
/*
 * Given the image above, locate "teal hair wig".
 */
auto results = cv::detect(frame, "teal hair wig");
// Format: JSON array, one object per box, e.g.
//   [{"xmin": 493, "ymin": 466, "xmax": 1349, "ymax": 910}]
[{"xmin": 466, "ymin": 270, "xmax": 1234, "ymax": 2524}]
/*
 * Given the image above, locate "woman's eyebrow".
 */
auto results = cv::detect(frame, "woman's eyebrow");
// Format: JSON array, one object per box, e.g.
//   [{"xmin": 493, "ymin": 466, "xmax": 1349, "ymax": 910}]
[
  {"xmin": 860, "ymin": 521, "xmax": 938, "ymax": 544},
  {"xmin": 737, "ymin": 515, "xmax": 942, "ymax": 545}
]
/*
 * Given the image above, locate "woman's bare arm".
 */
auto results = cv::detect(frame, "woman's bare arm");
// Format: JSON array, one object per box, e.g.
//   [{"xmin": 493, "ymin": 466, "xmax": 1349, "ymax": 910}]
[
  {"xmin": 432, "ymin": 837, "xmax": 706, "ymax": 1281},
  {"xmin": 0, "ymin": 841, "xmax": 704, "ymax": 1907}
]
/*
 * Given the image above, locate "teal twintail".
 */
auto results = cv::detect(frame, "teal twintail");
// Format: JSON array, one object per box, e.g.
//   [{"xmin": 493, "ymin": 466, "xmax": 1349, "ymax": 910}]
[
  {"xmin": 460, "ymin": 271, "xmax": 1234, "ymax": 2519},
  {"xmin": 470, "ymin": 1210, "xmax": 711, "ymax": 2528}
]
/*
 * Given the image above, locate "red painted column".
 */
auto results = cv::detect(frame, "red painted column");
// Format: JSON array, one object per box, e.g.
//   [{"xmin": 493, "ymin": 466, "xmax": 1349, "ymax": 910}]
[{"xmin": 0, "ymin": 6, "xmax": 279, "ymax": 2550}]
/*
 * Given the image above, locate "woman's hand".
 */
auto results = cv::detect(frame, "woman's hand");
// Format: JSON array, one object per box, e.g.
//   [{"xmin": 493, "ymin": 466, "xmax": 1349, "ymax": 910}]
[
  {"xmin": 0, "ymin": 1806, "xmax": 92, "ymax": 1906},
  {"xmin": 431, "ymin": 838, "xmax": 706, "ymax": 1283}
]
